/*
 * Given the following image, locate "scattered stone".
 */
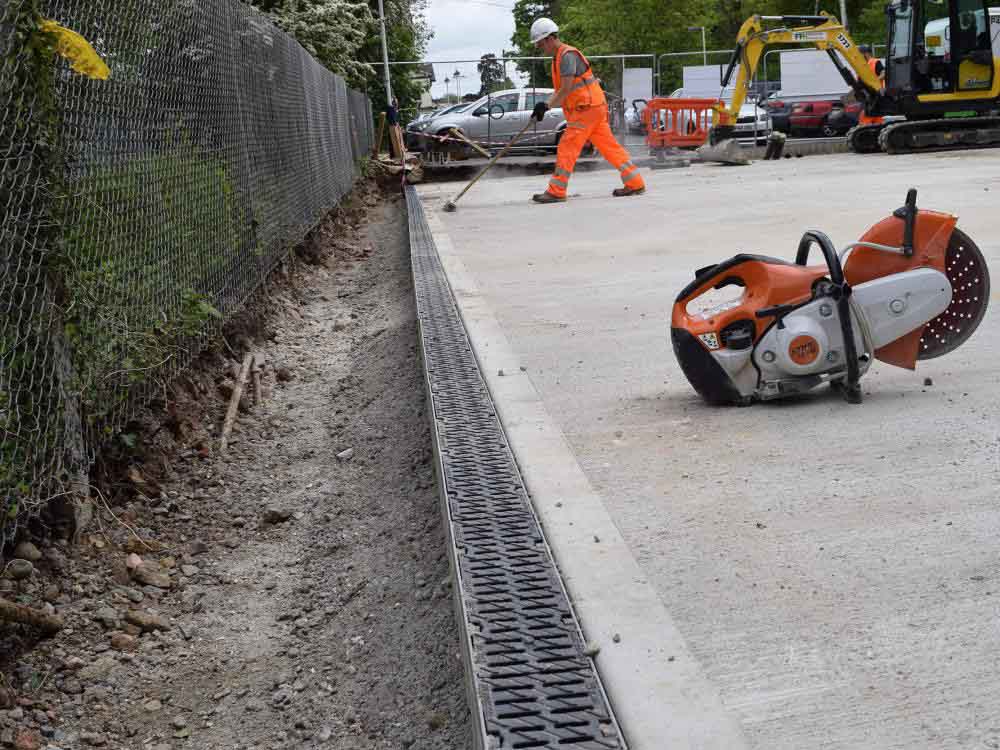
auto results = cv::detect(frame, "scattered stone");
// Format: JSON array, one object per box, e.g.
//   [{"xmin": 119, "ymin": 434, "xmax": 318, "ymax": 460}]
[
  {"xmin": 80, "ymin": 732, "xmax": 107, "ymax": 746},
  {"xmin": 583, "ymin": 641, "xmax": 601, "ymax": 657},
  {"xmin": 427, "ymin": 713, "xmax": 447, "ymax": 730},
  {"xmin": 42, "ymin": 584, "xmax": 61, "ymax": 603},
  {"xmin": 924, "ymin": 377, "xmax": 934, "ymax": 387},
  {"xmin": 94, "ymin": 607, "xmax": 120, "ymax": 629},
  {"xmin": 337, "ymin": 448, "xmax": 355, "ymax": 461},
  {"xmin": 174, "ymin": 727, "xmax": 192, "ymax": 739},
  {"xmin": 110, "ymin": 633, "xmax": 139, "ymax": 652},
  {"xmin": 612, "ymin": 633, "xmax": 621, "ymax": 644},
  {"xmin": 143, "ymin": 699, "xmax": 163, "ymax": 713},
  {"xmin": 261, "ymin": 508, "xmax": 293, "ymax": 525},
  {"xmin": 276, "ymin": 367, "xmax": 294, "ymax": 382},
  {"xmin": 160, "ymin": 556, "xmax": 177, "ymax": 569},
  {"xmin": 5, "ymin": 559, "xmax": 33, "ymax": 581},
  {"xmin": 188, "ymin": 540, "xmax": 209, "ymax": 556},
  {"xmin": 63, "ymin": 656, "xmax": 86, "ymax": 671},
  {"xmin": 126, "ymin": 610, "xmax": 171, "ymax": 632},
  {"xmin": 60, "ymin": 679, "xmax": 83, "ymax": 696},
  {"xmin": 171, "ymin": 716, "xmax": 188, "ymax": 730},
  {"xmin": 180, "ymin": 565, "xmax": 199, "ymax": 577},
  {"xmin": 125, "ymin": 553, "xmax": 143, "ymax": 571},
  {"xmin": 124, "ymin": 587, "xmax": 144, "ymax": 604},
  {"xmin": 13, "ymin": 729, "xmax": 41, "ymax": 750},
  {"xmin": 132, "ymin": 563, "xmax": 172, "ymax": 589},
  {"xmin": 78, "ymin": 656, "xmax": 116, "ymax": 681},
  {"xmin": 13, "ymin": 542, "xmax": 41, "ymax": 562},
  {"xmin": 317, "ymin": 726, "xmax": 333, "ymax": 742},
  {"xmin": 42, "ymin": 547, "xmax": 67, "ymax": 571},
  {"xmin": 0, "ymin": 687, "xmax": 11, "ymax": 709}
]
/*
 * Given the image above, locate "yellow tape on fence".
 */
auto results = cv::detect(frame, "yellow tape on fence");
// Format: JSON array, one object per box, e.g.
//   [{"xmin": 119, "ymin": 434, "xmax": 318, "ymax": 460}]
[{"xmin": 38, "ymin": 19, "xmax": 110, "ymax": 80}]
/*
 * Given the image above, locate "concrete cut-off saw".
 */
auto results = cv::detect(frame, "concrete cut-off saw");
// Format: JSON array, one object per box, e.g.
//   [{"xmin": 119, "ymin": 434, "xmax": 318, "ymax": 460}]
[{"xmin": 671, "ymin": 189, "xmax": 990, "ymax": 405}]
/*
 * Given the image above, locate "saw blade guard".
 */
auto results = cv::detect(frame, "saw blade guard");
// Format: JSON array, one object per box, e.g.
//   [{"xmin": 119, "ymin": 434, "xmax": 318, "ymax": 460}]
[{"xmin": 846, "ymin": 210, "xmax": 990, "ymax": 368}]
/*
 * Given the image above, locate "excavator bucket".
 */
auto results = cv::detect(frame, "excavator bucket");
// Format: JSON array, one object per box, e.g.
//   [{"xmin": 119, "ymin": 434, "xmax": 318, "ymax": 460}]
[{"xmin": 695, "ymin": 137, "xmax": 750, "ymax": 166}]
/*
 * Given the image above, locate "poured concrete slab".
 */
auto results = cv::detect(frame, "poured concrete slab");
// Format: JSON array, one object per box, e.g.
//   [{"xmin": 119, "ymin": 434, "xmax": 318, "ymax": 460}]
[{"xmin": 416, "ymin": 150, "xmax": 1000, "ymax": 750}]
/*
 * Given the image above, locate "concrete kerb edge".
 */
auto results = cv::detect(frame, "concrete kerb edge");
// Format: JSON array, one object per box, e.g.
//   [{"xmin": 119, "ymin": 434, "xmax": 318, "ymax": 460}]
[{"xmin": 418, "ymin": 189, "xmax": 751, "ymax": 750}]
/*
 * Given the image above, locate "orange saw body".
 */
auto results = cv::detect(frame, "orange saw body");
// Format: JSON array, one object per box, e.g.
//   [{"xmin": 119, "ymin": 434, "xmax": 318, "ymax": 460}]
[{"xmin": 671, "ymin": 190, "xmax": 989, "ymax": 404}]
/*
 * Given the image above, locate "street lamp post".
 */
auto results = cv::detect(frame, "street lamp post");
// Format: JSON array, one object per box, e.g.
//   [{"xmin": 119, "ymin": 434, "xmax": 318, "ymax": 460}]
[
  {"xmin": 453, "ymin": 69, "xmax": 463, "ymax": 100},
  {"xmin": 688, "ymin": 26, "xmax": 707, "ymax": 66},
  {"xmin": 444, "ymin": 77, "xmax": 450, "ymax": 102},
  {"xmin": 377, "ymin": 0, "xmax": 393, "ymax": 104}
]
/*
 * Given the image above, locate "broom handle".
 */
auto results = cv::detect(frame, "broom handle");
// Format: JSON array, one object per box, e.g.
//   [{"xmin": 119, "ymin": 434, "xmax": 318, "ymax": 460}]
[{"xmin": 449, "ymin": 118, "xmax": 537, "ymax": 204}]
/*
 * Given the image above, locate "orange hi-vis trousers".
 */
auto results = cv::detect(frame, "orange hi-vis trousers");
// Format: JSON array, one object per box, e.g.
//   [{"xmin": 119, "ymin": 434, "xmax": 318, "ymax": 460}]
[{"xmin": 546, "ymin": 104, "xmax": 645, "ymax": 199}]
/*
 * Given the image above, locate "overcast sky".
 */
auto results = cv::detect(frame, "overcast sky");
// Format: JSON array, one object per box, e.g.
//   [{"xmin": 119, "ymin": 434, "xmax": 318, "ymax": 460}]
[{"xmin": 418, "ymin": 0, "xmax": 527, "ymax": 99}]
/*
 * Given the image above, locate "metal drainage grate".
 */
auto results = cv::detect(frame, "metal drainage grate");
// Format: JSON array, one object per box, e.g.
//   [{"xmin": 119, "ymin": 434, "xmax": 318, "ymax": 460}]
[{"xmin": 406, "ymin": 186, "xmax": 626, "ymax": 750}]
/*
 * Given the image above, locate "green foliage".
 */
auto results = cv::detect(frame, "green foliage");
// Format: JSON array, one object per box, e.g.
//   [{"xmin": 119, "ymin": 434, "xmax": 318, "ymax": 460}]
[
  {"xmin": 355, "ymin": 0, "xmax": 433, "ymax": 115},
  {"xmin": 56, "ymin": 149, "xmax": 241, "ymax": 424},
  {"xmin": 255, "ymin": 0, "xmax": 377, "ymax": 81},
  {"xmin": 253, "ymin": 0, "xmax": 432, "ymax": 120},
  {"xmin": 477, "ymin": 54, "xmax": 515, "ymax": 95},
  {"xmin": 507, "ymin": 0, "xmax": 890, "ymax": 95}
]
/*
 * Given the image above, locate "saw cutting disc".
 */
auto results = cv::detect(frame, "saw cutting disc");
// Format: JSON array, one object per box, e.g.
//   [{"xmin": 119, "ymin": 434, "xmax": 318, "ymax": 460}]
[{"xmin": 918, "ymin": 228, "xmax": 991, "ymax": 360}]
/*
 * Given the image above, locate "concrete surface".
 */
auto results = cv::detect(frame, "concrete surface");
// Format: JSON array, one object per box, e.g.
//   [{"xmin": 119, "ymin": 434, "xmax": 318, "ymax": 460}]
[{"xmin": 416, "ymin": 150, "xmax": 1000, "ymax": 750}]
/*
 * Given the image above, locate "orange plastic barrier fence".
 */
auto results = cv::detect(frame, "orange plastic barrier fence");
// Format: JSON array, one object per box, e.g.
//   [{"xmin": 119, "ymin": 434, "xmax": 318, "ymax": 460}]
[{"xmin": 641, "ymin": 97, "xmax": 720, "ymax": 149}]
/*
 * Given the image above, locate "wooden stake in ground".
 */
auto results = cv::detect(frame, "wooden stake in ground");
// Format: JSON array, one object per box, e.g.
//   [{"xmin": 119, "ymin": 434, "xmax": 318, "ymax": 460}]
[
  {"xmin": 0, "ymin": 598, "xmax": 64, "ymax": 635},
  {"xmin": 219, "ymin": 352, "xmax": 253, "ymax": 455},
  {"xmin": 251, "ymin": 353, "xmax": 265, "ymax": 406},
  {"xmin": 448, "ymin": 128, "xmax": 490, "ymax": 158}
]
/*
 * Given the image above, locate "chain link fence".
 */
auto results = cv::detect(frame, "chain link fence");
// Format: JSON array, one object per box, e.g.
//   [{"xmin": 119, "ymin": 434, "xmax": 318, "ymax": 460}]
[{"xmin": 0, "ymin": 0, "xmax": 373, "ymax": 546}]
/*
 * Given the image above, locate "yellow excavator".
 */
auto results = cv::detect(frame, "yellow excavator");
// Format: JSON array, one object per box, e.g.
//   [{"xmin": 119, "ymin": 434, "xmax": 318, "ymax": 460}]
[{"xmin": 709, "ymin": 1, "xmax": 1000, "ymax": 155}]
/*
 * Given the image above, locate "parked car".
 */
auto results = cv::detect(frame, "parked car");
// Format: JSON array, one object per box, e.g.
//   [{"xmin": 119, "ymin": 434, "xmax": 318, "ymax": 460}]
[
  {"xmin": 405, "ymin": 103, "xmax": 470, "ymax": 149},
  {"xmin": 760, "ymin": 91, "xmax": 850, "ymax": 134},
  {"xmin": 824, "ymin": 98, "xmax": 865, "ymax": 135},
  {"xmin": 626, "ymin": 99, "xmax": 649, "ymax": 135},
  {"xmin": 415, "ymin": 88, "xmax": 570, "ymax": 154}
]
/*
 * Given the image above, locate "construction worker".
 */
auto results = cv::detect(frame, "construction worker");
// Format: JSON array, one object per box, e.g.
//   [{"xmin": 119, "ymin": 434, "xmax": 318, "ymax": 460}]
[
  {"xmin": 528, "ymin": 17, "xmax": 645, "ymax": 204},
  {"xmin": 860, "ymin": 45, "xmax": 885, "ymax": 87},
  {"xmin": 858, "ymin": 45, "xmax": 885, "ymax": 126}
]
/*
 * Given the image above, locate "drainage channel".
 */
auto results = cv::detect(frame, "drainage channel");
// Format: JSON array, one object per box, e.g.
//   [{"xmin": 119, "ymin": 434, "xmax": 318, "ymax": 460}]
[{"xmin": 405, "ymin": 184, "xmax": 627, "ymax": 750}]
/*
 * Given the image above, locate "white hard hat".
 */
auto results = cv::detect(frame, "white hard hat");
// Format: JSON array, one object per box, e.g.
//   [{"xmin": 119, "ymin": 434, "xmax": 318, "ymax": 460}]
[{"xmin": 530, "ymin": 17, "xmax": 559, "ymax": 44}]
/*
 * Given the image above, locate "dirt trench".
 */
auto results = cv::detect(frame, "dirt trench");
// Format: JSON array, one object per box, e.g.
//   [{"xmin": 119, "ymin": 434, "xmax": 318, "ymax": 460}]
[{"xmin": 0, "ymin": 184, "xmax": 471, "ymax": 750}]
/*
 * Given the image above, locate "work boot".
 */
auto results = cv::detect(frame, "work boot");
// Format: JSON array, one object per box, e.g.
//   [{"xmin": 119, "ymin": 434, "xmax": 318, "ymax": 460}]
[
  {"xmin": 532, "ymin": 192, "xmax": 565, "ymax": 204},
  {"xmin": 612, "ymin": 186, "xmax": 645, "ymax": 197}
]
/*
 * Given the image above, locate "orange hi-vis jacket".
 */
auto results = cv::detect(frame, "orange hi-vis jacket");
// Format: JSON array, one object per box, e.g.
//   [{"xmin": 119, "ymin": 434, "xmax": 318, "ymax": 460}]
[{"xmin": 552, "ymin": 44, "xmax": 605, "ymax": 112}]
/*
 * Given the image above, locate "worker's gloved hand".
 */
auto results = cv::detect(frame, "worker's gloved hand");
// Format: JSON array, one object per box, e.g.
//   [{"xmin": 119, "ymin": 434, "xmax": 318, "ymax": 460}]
[{"xmin": 531, "ymin": 102, "xmax": 549, "ymax": 121}]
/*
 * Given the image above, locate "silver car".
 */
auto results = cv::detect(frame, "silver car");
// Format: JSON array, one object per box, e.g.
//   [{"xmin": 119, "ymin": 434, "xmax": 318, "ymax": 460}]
[{"xmin": 414, "ymin": 88, "xmax": 569, "ymax": 153}]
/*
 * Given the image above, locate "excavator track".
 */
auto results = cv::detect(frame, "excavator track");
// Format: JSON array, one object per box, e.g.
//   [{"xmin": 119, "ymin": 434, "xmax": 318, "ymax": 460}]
[
  {"xmin": 846, "ymin": 124, "xmax": 885, "ymax": 153},
  {"xmin": 879, "ymin": 116, "xmax": 1000, "ymax": 155}
]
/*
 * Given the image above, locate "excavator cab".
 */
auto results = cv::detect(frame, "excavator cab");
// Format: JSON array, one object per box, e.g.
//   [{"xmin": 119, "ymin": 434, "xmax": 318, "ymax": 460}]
[{"xmin": 884, "ymin": 0, "xmax": 998, "ymax": 100}]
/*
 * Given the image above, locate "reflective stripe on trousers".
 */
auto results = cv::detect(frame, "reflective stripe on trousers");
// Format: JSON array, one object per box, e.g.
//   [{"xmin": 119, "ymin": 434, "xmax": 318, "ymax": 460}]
[{"xmin": 544, "ymin": 106, "xmax": 645, "ymax": 199}]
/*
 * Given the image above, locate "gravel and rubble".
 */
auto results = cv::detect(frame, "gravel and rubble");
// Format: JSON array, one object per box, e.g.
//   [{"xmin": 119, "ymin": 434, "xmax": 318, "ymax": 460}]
[{"xmin": 0, "ymin": 181, "xmax": 470, "ymax": 750}]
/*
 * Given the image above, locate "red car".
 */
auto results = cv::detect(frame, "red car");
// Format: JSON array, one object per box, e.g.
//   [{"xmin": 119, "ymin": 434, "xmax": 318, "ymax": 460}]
[{"xmin": 789, "ymin": 98, "xmax": 844, "ymax": 137}]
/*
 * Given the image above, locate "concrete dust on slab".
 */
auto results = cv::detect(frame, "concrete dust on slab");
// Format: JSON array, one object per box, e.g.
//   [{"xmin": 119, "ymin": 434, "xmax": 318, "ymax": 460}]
[{"xmin": 417, "ymin": 150, "xmax": 1000, "ymax": 750}]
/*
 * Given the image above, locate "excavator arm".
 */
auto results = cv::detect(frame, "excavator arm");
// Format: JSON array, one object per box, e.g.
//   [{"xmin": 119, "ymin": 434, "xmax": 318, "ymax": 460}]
[{"xmin": 712, "ymin": 13, "xmax": 884, "ymax": 139}]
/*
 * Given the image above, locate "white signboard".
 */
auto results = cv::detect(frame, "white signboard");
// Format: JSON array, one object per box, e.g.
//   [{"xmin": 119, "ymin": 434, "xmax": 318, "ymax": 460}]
[
  {"xmin": 680, "ymin": 65, "xmax": 727, "ymax": 98},
  {"xmin": 622, "ymin": 68, "xmax": 654, "ymax": 106},
  {"xmin": 779, "ymin": 50, "xmax": 850, "ymax": 95}
]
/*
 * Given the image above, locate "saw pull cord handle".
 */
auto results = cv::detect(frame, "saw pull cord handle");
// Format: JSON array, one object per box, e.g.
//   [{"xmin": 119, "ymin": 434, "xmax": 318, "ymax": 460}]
[{"xmin": 794, "ymin": 230, "xmax": 863, "ymax": 403}]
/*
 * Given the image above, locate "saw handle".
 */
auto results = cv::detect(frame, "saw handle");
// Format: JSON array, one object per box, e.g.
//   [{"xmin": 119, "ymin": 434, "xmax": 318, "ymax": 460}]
[
  {"xmin": 793, "ymin": 230, "xmax": 862, "ymax": 403},
  {"xmin": 892, "ymin": 188, "xmax": 918, "ymax": 257},
  {"xmin": 794, "ymin": 230, "xmax": 845, "ymax": 285}
]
